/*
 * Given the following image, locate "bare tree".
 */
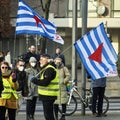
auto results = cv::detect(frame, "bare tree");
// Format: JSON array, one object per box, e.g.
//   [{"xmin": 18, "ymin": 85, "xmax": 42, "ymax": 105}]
[
  {"xmin": 39, "ymin": 0, "xmax": 52, "ymax": 53},
  {"xmin": 0, "ymin": 0, "xmax": 12, "ymax": 38}
]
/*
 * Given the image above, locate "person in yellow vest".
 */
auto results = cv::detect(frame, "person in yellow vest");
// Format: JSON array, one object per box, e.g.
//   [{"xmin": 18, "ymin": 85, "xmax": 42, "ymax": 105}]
[
  {"xmin": 0, "ymin": 61, "xmax": 19, "ymax": 120},
  {"xmin": 30, "ymin": 54, "xmax": 59, "ymax": 120}
]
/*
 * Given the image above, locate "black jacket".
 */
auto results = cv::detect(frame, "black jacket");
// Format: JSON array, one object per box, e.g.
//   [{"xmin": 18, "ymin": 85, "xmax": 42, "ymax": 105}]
[
  {"xmin": 14, "ymin": 69, "xmax": 28, "ymax": 97},
  {"xmin": 52, "ymin": 53, "xmax": 65, "ymax": 65},
  {"xmin": 23, "ymin": 52, "xmax": 39, "ymax": 64},
  {"xmin": 32, "ymin": 63, "xmax": 57, "ymax": 101},
  {"xmin": 0, "ymin": 70, "xmax": 4, "ymax": 97}
]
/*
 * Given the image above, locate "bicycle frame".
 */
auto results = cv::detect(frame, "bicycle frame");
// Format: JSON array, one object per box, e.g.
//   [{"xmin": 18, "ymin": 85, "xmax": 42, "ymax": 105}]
[
  {"xmin": 59, "ymin": 81, "xmax": 109, "ymax": 116},
  {"xmin": 68, "ymin": 84, "xmax": 88, "ymax": 107}
]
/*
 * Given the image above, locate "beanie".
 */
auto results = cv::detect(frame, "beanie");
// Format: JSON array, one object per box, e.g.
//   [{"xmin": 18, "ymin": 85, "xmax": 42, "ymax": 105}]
[{"xmin": 29, "ymin": 57, "xmax": 37, "ymax": 63}]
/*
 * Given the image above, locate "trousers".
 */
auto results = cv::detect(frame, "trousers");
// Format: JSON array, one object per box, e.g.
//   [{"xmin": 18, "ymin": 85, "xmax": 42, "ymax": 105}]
[
  {"xmin": 26, "ymin": 97, "xmax": 37, "ymax": 120},
  {"xmin": 92, "ymin": 87, "xmax": 105, "ymax": 114},
  {"xmin": 54, "ymin": 104, "xmax": 66, "ymax": 120},
  {"xmin": 42, "ymin": 100, "xmax": 55, "ymax": 120},
  {"xmin": 0, "ymin": 106, "xmax": 16, "ymax": 120}
]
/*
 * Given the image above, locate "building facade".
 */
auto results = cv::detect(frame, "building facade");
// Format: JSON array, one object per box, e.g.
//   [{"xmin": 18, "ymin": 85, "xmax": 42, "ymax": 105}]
[{"xmin": 0, "ymin": 0, "xmax": 120, "ymax": 66}]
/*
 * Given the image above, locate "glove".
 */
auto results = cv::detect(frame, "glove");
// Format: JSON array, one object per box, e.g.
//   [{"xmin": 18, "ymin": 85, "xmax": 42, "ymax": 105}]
[
  {"xmin": 29, "ymin": 76, "xmax": 35, "ymax": 81},
  {"xmin": 11, "ymin": 73, "xmax": 17, "ymax": 82}
]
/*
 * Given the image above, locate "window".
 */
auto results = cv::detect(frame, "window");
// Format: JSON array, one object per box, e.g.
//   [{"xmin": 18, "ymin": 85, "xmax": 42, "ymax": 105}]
[
  {"xmin": 67, "ymin": 0, "xmax": 98, "ymax": 18},
  {"xmin": 111, "ymin": 0, "xmax": 120, "ymax": 17}
]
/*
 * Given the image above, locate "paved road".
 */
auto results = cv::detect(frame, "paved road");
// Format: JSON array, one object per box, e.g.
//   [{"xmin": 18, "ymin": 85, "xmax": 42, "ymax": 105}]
[
  {"xmin": 16, "ymin": 97, "xmax": 120, "ymax": 120},
  {"xmin": 19, "ymin": 97, "xmax": 120, "ymax": 113},
  {"xmin": 16, "ymin": 112, "xmax": 120, "ymax": 120}
]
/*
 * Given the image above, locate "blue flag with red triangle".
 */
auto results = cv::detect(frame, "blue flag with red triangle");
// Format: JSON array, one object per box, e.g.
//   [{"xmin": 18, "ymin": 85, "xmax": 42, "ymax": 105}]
[
  {"xmin": 16, "ymin": 0, "xmax": 56, "ymax": 40},
  {"xmin": 74, "ymin": 23, "xmax": 118, "ymax": 80}
]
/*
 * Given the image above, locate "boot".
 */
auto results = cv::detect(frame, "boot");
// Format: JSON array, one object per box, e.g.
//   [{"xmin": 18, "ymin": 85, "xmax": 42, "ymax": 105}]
[
  {"xmin": 26, "ymin": 115, "xmax": 30, "ymax": 120},
  {"xmin": 60, "ymin": 104, "xmax": 66, "ymax": 120},
  {"xmin": 26, "ymin": 114, "xmax": 34, "ymax": 120},
  {"xmin": 60, "ymin": 113, "xmax": 65, "ymax": 120},
  {"xmin": 54, "ymin": 105, "xmax": 58, "ymax": 120},
  {"xmin": 55, "ymin": 112, "xmax": 58, "ymax": 120}
]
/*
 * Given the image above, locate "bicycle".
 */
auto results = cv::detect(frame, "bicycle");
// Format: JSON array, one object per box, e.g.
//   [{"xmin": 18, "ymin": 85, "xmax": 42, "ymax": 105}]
[{"xmin": 58, "ymin": 81, "xmax": 109, "ymax": 116}]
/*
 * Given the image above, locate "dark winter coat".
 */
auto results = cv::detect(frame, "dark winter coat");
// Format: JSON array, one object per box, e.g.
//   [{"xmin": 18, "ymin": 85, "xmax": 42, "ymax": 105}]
[{"xmin": 14, "ymin": 69, "xmax": 28, "ymax": 97}]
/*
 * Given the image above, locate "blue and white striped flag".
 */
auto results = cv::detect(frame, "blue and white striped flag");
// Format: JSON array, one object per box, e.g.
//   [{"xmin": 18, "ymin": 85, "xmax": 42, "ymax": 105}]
[
  {"xmin": 16, "ymin": 0, "xmax": 56, "ymax": 40},
  {"xmin": 74, "ymin": 23, "xmax": 118, "ymax": 80}
]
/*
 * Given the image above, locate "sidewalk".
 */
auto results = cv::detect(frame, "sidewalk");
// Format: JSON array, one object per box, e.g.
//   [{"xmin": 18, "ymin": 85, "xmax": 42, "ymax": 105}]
[{"xmin": 16, "ymin": 112, "xmax": 120, "ymax": 120}]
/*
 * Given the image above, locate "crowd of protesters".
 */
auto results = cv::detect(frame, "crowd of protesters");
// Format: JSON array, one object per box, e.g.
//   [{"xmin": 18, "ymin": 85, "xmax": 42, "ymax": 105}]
[
  {"xmin": 0, "ymin": 45, "xmax": 68, "ymax": 120},
  {"xmin": 0, "ymin": 45, "xmax": 107, "ymax": 120}
]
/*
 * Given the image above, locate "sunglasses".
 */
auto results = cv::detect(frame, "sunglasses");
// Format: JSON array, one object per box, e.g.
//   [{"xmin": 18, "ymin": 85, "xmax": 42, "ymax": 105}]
[
  {"xmin": 19, "ymin": 65, "xmax": 24, "ymax": 66},
  {"xmin": 1, "ymin": 67, "xmax": 8, "ymax": 69}
]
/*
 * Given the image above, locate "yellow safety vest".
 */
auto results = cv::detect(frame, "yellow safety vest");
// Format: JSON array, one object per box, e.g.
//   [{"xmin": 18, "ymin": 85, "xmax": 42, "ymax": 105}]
[
  {"xmin": 38, "ymin": 65, "xmax": 59, "ymax": 96},
  {"xmin": 1, "ymin": 76, "xmax": 18, "ymax": 99}
]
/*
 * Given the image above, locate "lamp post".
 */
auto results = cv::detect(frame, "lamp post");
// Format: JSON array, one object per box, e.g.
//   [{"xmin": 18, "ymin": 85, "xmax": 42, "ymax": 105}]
[
  {"xmin": 81, "ymin": 0, "xmax": 88, "ymax": 115},
  {"xmin": 72, "ymin": 0, "xmax": 77, "ymax": 85}
]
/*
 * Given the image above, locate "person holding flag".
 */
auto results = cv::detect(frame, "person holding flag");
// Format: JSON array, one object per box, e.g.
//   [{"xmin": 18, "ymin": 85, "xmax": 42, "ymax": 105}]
[
  {"xmin": 74, "ymin": 23, "xmax": 118, "ymax": 117},
  {"xmin": 30, "ymin": 54, "xmax": 59, "ymax": 120},
  {"xmin": 91, "ymin": 77, "xmax": 107, "ymax": 117}
]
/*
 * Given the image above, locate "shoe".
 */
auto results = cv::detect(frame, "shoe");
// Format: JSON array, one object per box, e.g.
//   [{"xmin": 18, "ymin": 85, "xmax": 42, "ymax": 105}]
[
  {"xmin": 101, "ymin": 113, "xmax": 107, "ymax": 117},
  {"xmin": 96, "ymin": 113, "xmax": 107, "ymax": 117},
  {"xmin": 60, "ymin": 114, "xmax": 65, "ymax": 120},
  {"xmin": 92, "ymin": 113, "xmax": 97, "ymax": 117},
  {"xmin": 96, "ymin": 114, "xmax": 102, "ymax": 117}
]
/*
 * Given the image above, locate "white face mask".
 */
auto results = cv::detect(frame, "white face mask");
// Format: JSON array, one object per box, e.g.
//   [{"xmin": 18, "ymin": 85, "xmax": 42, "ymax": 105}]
[
  {"xmin": 30, "ymin": 62, "xmax": 36, "ymax": 67},
  {"xmin": 18, "ymin": 66, "xmax": 24, "ymax": 71}
]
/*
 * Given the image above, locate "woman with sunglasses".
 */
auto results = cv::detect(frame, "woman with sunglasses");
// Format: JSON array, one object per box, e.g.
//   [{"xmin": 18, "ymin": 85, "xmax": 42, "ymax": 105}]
[{"xmin": 0, "ymin": 61, "xmax": 19, "ymax": 120}]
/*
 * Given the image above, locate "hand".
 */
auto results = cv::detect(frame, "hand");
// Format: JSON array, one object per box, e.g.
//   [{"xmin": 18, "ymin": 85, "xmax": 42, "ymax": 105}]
[
  {"xmin": 12, "ymin": 73, "xmax": 16, "ymax": 79},
  {"xmin": 12, "ymin": 73, "xmax": 17, "ymax": 82},
  {"xmin": 29, "ymin": 76, "xmax": 35, "ymax": 81}
]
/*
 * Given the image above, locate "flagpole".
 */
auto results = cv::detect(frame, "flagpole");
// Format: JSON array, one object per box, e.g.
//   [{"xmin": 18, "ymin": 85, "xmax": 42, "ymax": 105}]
[
  {"xmin": 26, "ymin": 34, "xmax": 29, "ymax": 52},
  {"xmin": 35, "ymin": 35, "xmax": 38, "ymax": 54},
  {"xmin": 81, "ymin": 0, "xmax": 88, "ymax": 115},
  {"xmin": 13, "ymin": 34, "xmax": 16, "ymax": 66}
]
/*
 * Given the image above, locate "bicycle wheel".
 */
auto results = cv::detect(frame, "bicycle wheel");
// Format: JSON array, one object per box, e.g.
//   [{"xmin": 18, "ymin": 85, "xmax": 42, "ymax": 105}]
[
  {"xmin": 88, "ymin": 95, "xmax": 109, "ymax": 114},
  {"xmin": 58, "ymin": 93, "xmax": 77, "ymax": 116},
  {"xmin": 102, "ymin": 96, "xmax": 109, "ymax": 114}
]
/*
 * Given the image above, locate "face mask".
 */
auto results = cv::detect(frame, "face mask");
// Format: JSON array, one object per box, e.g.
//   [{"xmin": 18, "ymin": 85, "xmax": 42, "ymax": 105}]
[
  {"xmin": 55, "ymin": 62, "xmax": 62, "ymax": 68},
  {"xmin": 18, "ymin": 66, "xmax": 24, "ymax": 71},
  {"xmin": 30, "ymin": 62, "xmax": 36, "ymax": 67}
]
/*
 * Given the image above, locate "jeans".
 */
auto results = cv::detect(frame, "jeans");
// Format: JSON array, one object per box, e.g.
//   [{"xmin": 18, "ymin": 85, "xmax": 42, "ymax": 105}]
[{"xmin": 92, "ymin": 87, "xmax": 105, "ymax": 114}]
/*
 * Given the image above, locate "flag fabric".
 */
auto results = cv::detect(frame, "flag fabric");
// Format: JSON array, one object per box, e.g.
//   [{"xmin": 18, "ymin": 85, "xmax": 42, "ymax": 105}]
[
  {"xmin": 53, "ymin": 34, "xmax": 64, "ymax": 45},
  {"xmin": 16, "ymin": 0, "xmax": 56, "ymax": 40},
  {"xmin": 74, "ymin": 23, "xmax": 118, "ymax": 80}
]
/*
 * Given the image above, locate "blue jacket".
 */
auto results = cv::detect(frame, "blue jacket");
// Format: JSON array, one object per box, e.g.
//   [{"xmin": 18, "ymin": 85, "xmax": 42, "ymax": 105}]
[{"xmin": 91, "ymin": 77, "xmax": 106, "ymax": 88}]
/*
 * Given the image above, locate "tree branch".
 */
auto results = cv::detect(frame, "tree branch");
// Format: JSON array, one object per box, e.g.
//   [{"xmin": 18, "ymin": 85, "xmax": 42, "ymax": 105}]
[{"xmin": 40, "ymin": 0, "xmax": 45, "ymax": 12}]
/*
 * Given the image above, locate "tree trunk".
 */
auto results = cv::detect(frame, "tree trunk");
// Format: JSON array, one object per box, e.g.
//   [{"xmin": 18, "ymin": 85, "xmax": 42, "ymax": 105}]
[{"xmin": 40, "ymin": 0, "xmax": 51, "ymax": 54}]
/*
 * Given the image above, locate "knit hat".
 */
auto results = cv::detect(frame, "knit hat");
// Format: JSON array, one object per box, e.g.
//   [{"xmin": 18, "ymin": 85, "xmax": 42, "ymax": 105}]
[
  {"xmin": 29, "ymin": 57, "xmax": 37, "ymax": 63},
  {"xmin": 54, "ymin": 57, "xmax": 62, "ymax": 62}
]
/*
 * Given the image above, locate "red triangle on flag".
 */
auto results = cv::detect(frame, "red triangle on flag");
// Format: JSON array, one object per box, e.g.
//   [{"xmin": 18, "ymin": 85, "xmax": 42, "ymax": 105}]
[{"xmin": 88, "ymin": 43, "xmax": 103, "ymax": 63}]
